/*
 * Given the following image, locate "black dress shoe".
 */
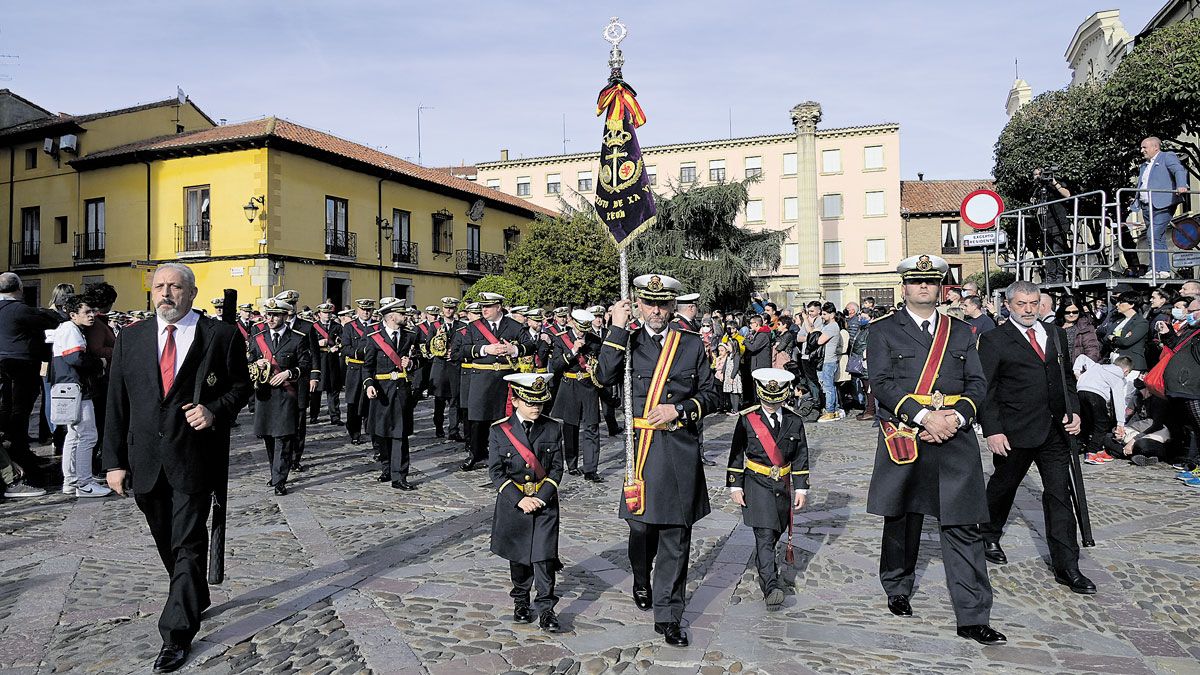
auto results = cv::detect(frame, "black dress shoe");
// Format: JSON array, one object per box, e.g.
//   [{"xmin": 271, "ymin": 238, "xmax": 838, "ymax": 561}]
[
  {"xmin": 266, "ymin": 478, "xmax": 275, "ymax": 486},
  {"xmin": 153, "ymin": 642, "xmax": 189, "ymax": 673},
  {"xmin": 539, "ymin": 609, "xmax": 560, "ymax": 632},
  {"xmin": 888, "ymin": 595, "xmax": 912, "ymax": 616},
  {"xmin": 308, "ymin": 416, "xmax": 319, "ymax": 424},
  {"xmin": 291, "ymin": 463, "xmax": 305, "ymax": 472},
  {"xmin": 701, "ymin": 457, "xmax": 717, "ymax": 466},
  {"xmin": 449, "ymin": 432, "xmax": 463, "ymax": 442},
  {"xmin": 608, "ymin": 427, "xmax": 625, "ymax": 437},
  {"xmin": 984, "ymin": 541, "xmax": 1007, "ymax": 565},
  {"xmin": 584, "ymin": 472, "xmax": 604, "ymax": 482},
  {"xmin": 654, "ymin": 622, "xmax": 688, "ymax": 647},
  {"xmin": 330, "ymin": 419, "xmax": 343, "ymax": 426},
  {"xmin": 274, "ymin": 484, "xmax": 288, "ymax": 496},
  {"xmin": 1054, "ymin": 568, "xmax": 1097, "ymax": 594},
  {"xmin": 567, "ymin": 467, "xmax": 582, "ymax": 476},
  {"xmin": 391, "ymin": 480, "xmax": 416, "ymax": 491},
  {"xmin": 351, "ymin": 435, "xmax": 363, "ymax": 445},
  {"xmin": 435, "ymin": 431, "xmax": 445, "ymax": 439},
  {"xmin": 513, "ymin": 605, "xmax": 533, "ymax": 624},
  {"xmin": 633, "ymin": 587, "xmax": 652, "ymax": 611},
  {"xmin": 460, "ymin": 461, "xmax": 482, "ymax": 472},
  {"xmin": 377, "ymin": 471, "xmax": 390, "ymax": 482},
  {"xmin": 957, "ymin": 624, "xmax": 1007, "ymax": 645}
]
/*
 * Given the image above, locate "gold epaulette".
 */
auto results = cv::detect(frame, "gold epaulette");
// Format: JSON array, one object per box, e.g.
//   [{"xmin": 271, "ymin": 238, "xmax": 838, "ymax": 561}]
[
  {"xmin": 291, "ymin": 330, "xmax": 305, "ymax": 336},
  {"xmin": 491, "ymin": 417, "xmax": 509, "ymax": 426},
  {"xmin": 739, "ymin": 405, "xmax": 762, "ymax": 416}
]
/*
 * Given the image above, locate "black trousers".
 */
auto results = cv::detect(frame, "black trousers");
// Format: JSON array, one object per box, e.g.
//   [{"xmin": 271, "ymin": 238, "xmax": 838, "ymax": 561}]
[
  {"xmin": 628, "ymin": 520, "xmax": 692, "ymax": 623},
  {"xmin": 433, "ymin": 397, "xmax": 448, "ymax": 435},
  {"xmin": 294, "ymin": 392, "xmax": 309, "ymax": 464},
  {"xmin": 880, "ymin": 513, "xmax": 992, "ymax": 627},
  {"xmin": 563, "ymin": 423, "xmax": 599, "ymax": 473},
  {"xmin": 1078, "ymin": 391, "xmax": 1112, "ymax": 452},
  {"xmin": 753, "ymin": 527, "xmax": 784, "ymax": 595},
  {"xmin": 468, "ymin": 419, "xmax": 489, "ymax": 464},
  {"xmin": 601, "ymin": 388, "xmax": 621, "ymax": 435},
  {"xmin": 0, "ymin": 358, "xmax": 43, "ymax": 472},
  {"xmin": 263, "ymin": 435, "xmax": 294, "ymax": 487},
  {"xmin": 510, "ymin": 560, "xmax": 558, "ymax": 614},
  {"xmin": 376, "ymin": 435, "xmax": 410, "ymax": 481},
  {"xmin": 981, "ymin": 432, "xmax": 1080, "ymax": 570},
  {"xmin": 308, "ymin": 389, "xmax": 342, "ymax": 423},
  {"xmin": 134, "ymin": 470, "xmax": 211, "ymax": 645}
]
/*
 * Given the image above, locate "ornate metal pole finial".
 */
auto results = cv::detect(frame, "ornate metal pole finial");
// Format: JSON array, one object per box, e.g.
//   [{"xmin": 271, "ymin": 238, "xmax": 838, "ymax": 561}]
[{"xmin": 603, "ymin": 16, "xmax": 627, "ymax": 73}]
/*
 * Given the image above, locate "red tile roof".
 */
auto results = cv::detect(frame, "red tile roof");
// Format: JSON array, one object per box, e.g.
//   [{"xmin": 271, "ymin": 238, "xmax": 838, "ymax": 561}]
[
  {"xmin": 76, "ymin": 118, "xmax": 556, "ymax": 219},
  {"xmin": 901, "ymin": 179, "xmax": 995, "ymax": 215}
]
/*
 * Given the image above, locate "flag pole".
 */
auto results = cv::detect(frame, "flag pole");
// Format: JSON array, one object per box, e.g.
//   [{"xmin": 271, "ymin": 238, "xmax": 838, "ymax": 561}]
[{"xmin": 620, "ymin": 250, "xmax": 635, "ymax": 486}]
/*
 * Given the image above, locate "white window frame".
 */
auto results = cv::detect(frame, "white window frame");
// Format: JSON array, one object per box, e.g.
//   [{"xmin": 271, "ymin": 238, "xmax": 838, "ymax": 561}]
[
  {"xmin": 516, "ymin": 176, "xmax": 531, "ymax": 196},
  {"xmin": 546, "ymin": 173, "xmax": 561, "ymax": 195},
  {"xmin": 821, "ymin": 149, "xmax": 841, "ymax": 174},
  {"xmin": 577, "ymin": 170, "xmax": 593, "ymax": 192},
  {"xmin": 744, "ymin": 156, "xmax": 762, "ymax": 178},
  {"xmin": 782, "ymin": 153, "xmax": 797, "ymax": 175},
  {"xmin": 866, "ymin": 238, "xmax": 887, "ymax": 264},
  {"xmin": 865, "ymin": 190, "xmax": 886, "ymax": 217},
  {"xmin": 783, "ymin": 196, "xmax": 798, "ymax": 221},
  {"xmin": 821, "ymin": 194, "xmax": 843, "ymax": 219},
  {"xmin": 823, "ymin": 241, "xmax": 844, "ymax": 266},
  {"xmin": 864, "ymin": 145, "xmax": 885, "ymax": 171},
  {"xmin": 745, "ymin": 199, "xmax": 764, "ymax": 223}
]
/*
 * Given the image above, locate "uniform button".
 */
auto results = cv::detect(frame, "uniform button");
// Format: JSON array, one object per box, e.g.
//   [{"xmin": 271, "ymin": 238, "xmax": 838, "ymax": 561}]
[
  {"xmin": 506, "ymin": 453, "xmax": 511, "ymax": 457},
  {"xmin": 524, "ymin": 475, "xmax": 531, "ymax": 480},
  {"xmin": 525, "ymin": 463, "xmax": 531, "ymax": 468},
  {"xmin": 667, "ymin": 393, "xmax": 673, "ymax": 399}
]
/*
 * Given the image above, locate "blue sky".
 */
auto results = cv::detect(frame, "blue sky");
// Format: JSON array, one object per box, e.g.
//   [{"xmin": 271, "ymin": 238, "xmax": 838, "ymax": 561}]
[{"xmin": 1, "ymin": 1, "xmax": 1159, "ymax": 179}]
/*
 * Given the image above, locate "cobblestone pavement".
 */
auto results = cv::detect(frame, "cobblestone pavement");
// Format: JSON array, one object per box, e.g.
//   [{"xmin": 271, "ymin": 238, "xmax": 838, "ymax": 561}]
[{"xmin": 1, "ymin": 400, "xmax": 1198, "ymax": 674}]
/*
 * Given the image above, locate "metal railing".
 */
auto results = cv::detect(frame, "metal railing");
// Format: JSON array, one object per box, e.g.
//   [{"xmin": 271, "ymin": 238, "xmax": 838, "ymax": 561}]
[
  {"xmin": 10, "ymin": 240, "xmax": 39, "ymax": 267},
  {"xmin": 176, "ymin": 223, "xmax": 210, "ymax": 254},
  {"xmin": 992, "ymin": 187, "xmax": 1200, "ymax": 287},
  {"xmin": 455, "ymin": 249, "xmax": 506, "ymax": 276},
  {"xmin": 73, "ymin": 231, "xmax": 105, "ymax": 262},
  {"xmin": 325, "ymin": 229, "xmax": 356, "ymax": 258},
  {"xmin": 392, "ymin": 240, "xmax": 418, "ymax": 265}
]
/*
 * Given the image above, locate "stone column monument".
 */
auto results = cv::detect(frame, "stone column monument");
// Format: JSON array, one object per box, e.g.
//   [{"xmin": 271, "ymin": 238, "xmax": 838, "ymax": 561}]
[{"xmin": 791, "ymin": 101, "xmax": 822, "ymax": 304}]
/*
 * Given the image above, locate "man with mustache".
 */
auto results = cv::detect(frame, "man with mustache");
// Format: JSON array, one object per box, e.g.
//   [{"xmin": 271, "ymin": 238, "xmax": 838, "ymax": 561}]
[{"xmin": 103, "ymin": 263, "xmax": 251, "ymax": 672}]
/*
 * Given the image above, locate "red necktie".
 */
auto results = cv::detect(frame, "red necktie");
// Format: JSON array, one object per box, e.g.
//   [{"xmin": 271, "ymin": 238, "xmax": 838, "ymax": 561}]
[
  {"xmin": 1026, "ymin": 327, "xmax": 1045, "ymax": 361},
  {"xmin": 161, "ymin": 324, "xmax": 177, "ymax": 395}
]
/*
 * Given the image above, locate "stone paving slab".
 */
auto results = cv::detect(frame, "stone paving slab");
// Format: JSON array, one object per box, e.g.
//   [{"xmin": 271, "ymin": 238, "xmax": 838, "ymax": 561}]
[{"xmin": 0, "ymin": 399, "xmax": 1196, "ymax": 674}]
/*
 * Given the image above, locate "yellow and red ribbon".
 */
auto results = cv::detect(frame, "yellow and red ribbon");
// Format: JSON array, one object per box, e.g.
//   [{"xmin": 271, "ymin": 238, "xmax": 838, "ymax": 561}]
[{"xmin": 597, "ymin": 82, "xmax": 647, "ymax": 128}]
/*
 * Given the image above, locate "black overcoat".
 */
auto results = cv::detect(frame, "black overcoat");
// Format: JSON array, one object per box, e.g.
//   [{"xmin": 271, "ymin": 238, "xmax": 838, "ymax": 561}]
[
  {"xmin": 549, "ymin": 327, "xmax": 601, "ymax": 425},
  {"xmin": 248, "ymin": 328, "xmax": 312, "ymax": 438},
  {"xmin": 362, "ymin": 327, "xmax": 420, "ymax": 439},
  {"xmin": 488, "ymin": 414, "xmax": 564, "ymax": 564},
  {"xmin": 458, "ymin": 316, "xmax": 535, "ymax": 421},
  {"xmin": 727, "ymin": 406, "xmax": 810, "ymax": 531}
]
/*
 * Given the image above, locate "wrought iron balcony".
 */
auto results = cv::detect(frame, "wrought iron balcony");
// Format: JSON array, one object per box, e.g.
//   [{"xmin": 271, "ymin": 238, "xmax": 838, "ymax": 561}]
[
  {"xmin": 392, "ymin": 240, "xmax": 418, "ymax": 266},
  {"xmin": 176, "ymin": 223, "xmax": 210, "ymax": 255},
  {"xmin": 10, "ymin": 240, "xmax": 39, "ymax": 268},
  {"xmin": 73, "ymin": 231, "xmax": 105, "ymax": 263},
  {"xmin": 325, "ymin": 229, "xmax": 357, "ymax": 258},
  {"xmin": 455, "ymin": 249, "xmax": 506, "ymax": 277}
]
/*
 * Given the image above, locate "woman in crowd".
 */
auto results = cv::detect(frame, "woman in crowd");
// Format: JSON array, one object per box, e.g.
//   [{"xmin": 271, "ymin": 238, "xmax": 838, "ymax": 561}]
[
  {"xmin": 1103, "ymin": 291, "xmax": 1149, "ymax": 374},
  {"xmin": 1161, "ymin": 295, "xmax": 1200, "ymax": 478},
  {"xmin": 1057, "ymin": 297, "xmax": 1101, "ymax": 363},
  {"xmin": 714, "ymin": 340, "xmax": 743, "ymax": 414}
]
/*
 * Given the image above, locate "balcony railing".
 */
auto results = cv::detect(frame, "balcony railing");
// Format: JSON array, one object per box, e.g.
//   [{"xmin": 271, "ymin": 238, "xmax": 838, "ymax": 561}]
[
  {"xmin": 325, "ymin": 229, "xmax": 356, "ymax": 258},
  {"xmin": 10, "ymin": 240, "xmax": 39, "ymax": 268},
  {"xmin": 392, "ymin": 240, "xmax": 418, "ymax": 265},
  {"xmin": 455, "ymin": 249, "xmax": 506, "ymax": 277},
  {"xmin": 176, "ymin": 223, "xmax": 210, "ymax": 255},
  {"xmin": 73, "ymin": 231, "xmax": 105, "ymax": 263}
]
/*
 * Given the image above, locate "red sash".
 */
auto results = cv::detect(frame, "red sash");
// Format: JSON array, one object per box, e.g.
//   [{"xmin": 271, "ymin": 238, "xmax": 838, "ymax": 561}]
[
  {"xmin": 746, "ymin": 411, "xmax": 784, "ymax": 467},
  {"xmin": 418, "ymin": 323, "xmax": 431, "ymax": 338},
  {"xmin": 369, "ymin": 332, "xmax": 406, "ymax": 369},
  {"xmin": 473, "ymin": 319, "xmax": 501, "ymax": 344},
  {"xmin": 254, "ymin": 332, "xmax": 295, "ymax": 393},
  {"xmin": 313, "ymin": 322, "xmax": 332, "ymax": 342},
  {"xmin": 881, "ymin": 316, "xmax": 952, "ymax": 465},
  {"xmin": 500, "ymin": 421, "xmax": 546, "ymax": 480},
  {"xmin": 557, "ymin": 330, "xmax": 589, "ymax": 370},
  {"xmin": 350, "ymin": 321, "xmax": 365, "ymax": 337},
  {"xmin": 236, "ymin": 321, "xmax": 249, "ymax": 340}
]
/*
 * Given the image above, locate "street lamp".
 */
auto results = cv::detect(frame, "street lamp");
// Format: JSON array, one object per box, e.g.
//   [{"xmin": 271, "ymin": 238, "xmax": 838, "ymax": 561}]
[
  {"xmin": 243, "ymin": 196, "xmax": 265, "ymax": 223},
  {"xmin": 377, "ymin": 216, "xmax": 391, "ymax": 240}
]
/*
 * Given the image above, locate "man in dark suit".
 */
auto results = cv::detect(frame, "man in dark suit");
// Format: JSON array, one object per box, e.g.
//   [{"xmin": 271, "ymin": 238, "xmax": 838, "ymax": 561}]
[
  {"xmin": 248, "ymin": 299, "xmax": 312, "ymax": 496},
  {"xmin": 727, "ymin": 368, "xmax": 809, "ymax": 608},
  {"xmin": 589, "ymin": 305, "xmax": 624, "ymax": 437},
  {"xmin": 103, "ymin": 263, "xmax": 251, "ymax": 673},
  {"xmin": 978, "ymin": 280, "xmax": 1094, "ymax": 594},
  {"xmin": 458, "ymin": 293, "xmax": 535, "ymax": 471},
  {"xmin": 866, "ymin": 254, "xmax": 1005, "ymax": 646},
  {"xmin": 1132, "ymin": 136, "xmax": 1190, "ymax": 278},
  {"xmin": 308, "ymin": 302, "xmax": 344, "ymax": 425},
  {"xmin": 674, "ymin": 293, "xmax": 701, "ymax": 332},
  {"xmin": 363, "ymin": 297, "xmax": 420, "ymax": 490},
  {"xmin": 549, "ymin": 308, "xmax": 603, "ymax": 481},
  {"xmin": 429, "ymin": 297, "xmax": 462, "ymax": 441},
  {"xmin": 596, "ymin": 273, "xmax": 722, "ymax": 648},
  {"xmin": 488, "ymin": 372, "xmax": 565, "ymax": 633}
]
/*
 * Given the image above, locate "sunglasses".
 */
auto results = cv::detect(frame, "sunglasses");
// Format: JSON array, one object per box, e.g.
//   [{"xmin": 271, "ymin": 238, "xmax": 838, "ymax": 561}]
[{"xmin": 1064, "ymin": 310, "xmax": 1080, "ymax": 315}]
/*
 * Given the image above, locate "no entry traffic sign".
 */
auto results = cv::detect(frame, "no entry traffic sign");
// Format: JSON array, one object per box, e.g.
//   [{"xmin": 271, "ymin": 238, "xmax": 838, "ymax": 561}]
[{"xmin": 961, "ymin": 190, "xmax": 1004, "ymax": 230}]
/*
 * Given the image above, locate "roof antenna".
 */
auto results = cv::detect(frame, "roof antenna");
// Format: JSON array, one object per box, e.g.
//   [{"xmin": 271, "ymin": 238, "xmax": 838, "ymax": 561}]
[{"xmin": 0, "ymin": 27, "xmax": 19, "ymax": 82}]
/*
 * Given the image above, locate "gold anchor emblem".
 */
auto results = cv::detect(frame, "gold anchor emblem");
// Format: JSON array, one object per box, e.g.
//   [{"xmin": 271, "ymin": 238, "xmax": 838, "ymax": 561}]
[{"xmin": 206, "ymin": 373, "xmax": 217, "ymax": 387}]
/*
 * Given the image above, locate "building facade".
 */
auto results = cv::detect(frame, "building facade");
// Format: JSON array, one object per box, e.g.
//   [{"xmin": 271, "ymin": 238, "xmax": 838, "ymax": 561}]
[
  {"xmin": 472, "ymin": 104, "xmax": 903, "ymax": 311},
  {"xmin": 900, "ymin": 179, "xmax": 997, "ymax": 296},
  {"xmin": 0, "ymin": 93, "xmax": 550, "ymax": 310}
]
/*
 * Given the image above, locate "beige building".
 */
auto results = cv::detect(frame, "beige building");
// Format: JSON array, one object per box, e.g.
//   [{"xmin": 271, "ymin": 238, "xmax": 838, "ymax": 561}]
[
  {"xmin": 900, "ymin": 179, "xmax": 997, "ymax": 297},
  {"xmin": 473, "ymin": 103, "xmax": 903, "ymax": 310}
]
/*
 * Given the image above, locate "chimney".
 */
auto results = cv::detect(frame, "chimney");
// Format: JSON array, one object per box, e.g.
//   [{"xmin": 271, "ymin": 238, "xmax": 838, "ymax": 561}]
[
  {"xmin": 918, "ymin": 172, "xmax": 924, "ymax": 181},
  {"xmin": 500, "ymin": 149, "xmax": 509, "ymax": 162}
]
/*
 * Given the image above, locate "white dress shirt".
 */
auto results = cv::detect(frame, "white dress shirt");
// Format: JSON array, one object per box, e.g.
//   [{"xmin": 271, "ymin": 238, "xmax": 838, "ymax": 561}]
[
  {"xmin": 155, "ymin": 310, "xmax": 200, "ymax": 378},
  {"xmin": 1019, "ymin": 318, "xmax": 1048, "ymax": 354}
]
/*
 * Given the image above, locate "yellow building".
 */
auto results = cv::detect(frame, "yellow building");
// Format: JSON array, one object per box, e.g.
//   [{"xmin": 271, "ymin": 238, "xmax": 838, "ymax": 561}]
[{"xmin": 1, "ymin": 91, "xmax": 552, "ymax": 310}]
